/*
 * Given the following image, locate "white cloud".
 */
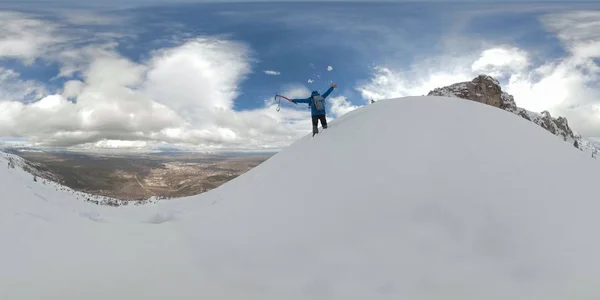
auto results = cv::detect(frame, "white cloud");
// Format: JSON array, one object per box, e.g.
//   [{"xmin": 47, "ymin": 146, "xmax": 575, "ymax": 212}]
[
  {"xmin": 93, "ymin": 139, "xmax": 148, "ymax": 149},
  {"xmin": 0, "ymin": 67, "xmax": 47, "ymax": 101},
  {"xmin": 61, "ymin": 80, "xmax": 84, "ymax": 99},
  {"xmin": 8, "ymin": 8, "xmax": 600, "ymax": 150},
  {"xmin": 0, "ymin": 37, "xmax": 256, "ymax": 148},
  {"xmin": 59, "ymin": 9, "xmax": 131, "ymax": 26},
  {"xmin": 263, "ymin": 70, "xmax": 281, "ymax": 75},
  {"xmin": 357, "ymin": 11, "xmax": 600, "ymax": 139},
  {"xmin": 53, "ymin": 42, "xmax": 123, "ymax": 79},
  {"xmin": 0, "ymin": 11, "xmax": 318, "ymax": 151},
  {"xmin": 514, "ymin": 11, "xmax": 600, "ymax": 137},
  {"xmin": 357, "ymin": 64, "xmax": 474, "ymax": 102},
  {"xmin": 471, "ymin": 47, "xmax": 530, "ymax": 79},
  {"xmin": 540, "ymin": 11, "xmax": 600, "ymax": 59},
  {"xmin": 327, "ymin": 96, "xmax": 361, "ymax": 118},
  {"xmin": 143, "ymin": 37, "xmax": 251, "ymax": 123},
  {"xmin": 278, "ymin": 85, "xmax": 311, "ymax": 100},
  {"xmin": 327, "ymin": 65, "xmax": 333, "ymax": 71},
  {"xmin": 0, "ymin": 11, "xmax": 70, "ymax": 65}
]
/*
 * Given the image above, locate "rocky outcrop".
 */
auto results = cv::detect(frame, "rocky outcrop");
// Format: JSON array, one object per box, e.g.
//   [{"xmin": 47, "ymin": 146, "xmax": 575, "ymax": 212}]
[
  {"xmin": 428, "ymin": 75, "xmax": 598, "ymax": 158},
  {"xmin": 428, "ymin": 75, "xmax": 506, "ymax": 108}
]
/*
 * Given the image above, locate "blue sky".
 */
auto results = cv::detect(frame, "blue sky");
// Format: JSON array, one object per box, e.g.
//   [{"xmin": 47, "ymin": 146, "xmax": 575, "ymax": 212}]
[{"xmin": 1, "ymin": 1, "xmax": 600, "ymax": 151}]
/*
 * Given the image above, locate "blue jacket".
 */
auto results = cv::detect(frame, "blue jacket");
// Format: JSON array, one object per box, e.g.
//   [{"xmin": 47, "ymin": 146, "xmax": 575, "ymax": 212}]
[{"xmin": 291, "ymin": 86, "xmax": 335, "ymax": 116}]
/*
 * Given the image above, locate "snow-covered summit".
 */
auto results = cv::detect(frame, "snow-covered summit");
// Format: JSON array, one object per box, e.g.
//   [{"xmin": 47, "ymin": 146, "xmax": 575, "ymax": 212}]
[
  {"xmin": 428, "ymin": 75, "xmax": 598, "ymax": 157},
  {"xmin": 3, "ymin": 96, "xmax": 600, "ymax": 299}
]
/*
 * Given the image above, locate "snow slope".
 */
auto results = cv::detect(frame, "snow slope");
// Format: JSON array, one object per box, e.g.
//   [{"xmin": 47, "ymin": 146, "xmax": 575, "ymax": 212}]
[
  {"xmin": 3, "ymin": 96, "xmax": 600, "ymax": 300},
  {"xmin": 428, "ymin": 74, "xmax": 599, "ymax": 157}
]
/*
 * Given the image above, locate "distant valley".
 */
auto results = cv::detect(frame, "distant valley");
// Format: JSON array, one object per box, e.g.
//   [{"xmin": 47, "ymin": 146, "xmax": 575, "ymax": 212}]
[{"xmin": 11, "ymin": 151, "xmax": 272, "ymax": 200}]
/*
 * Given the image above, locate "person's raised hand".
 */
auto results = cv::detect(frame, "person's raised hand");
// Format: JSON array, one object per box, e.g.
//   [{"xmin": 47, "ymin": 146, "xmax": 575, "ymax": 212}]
[{"xmin": 332, "ymin": 83, "xmax": 338, "ymax": 88}]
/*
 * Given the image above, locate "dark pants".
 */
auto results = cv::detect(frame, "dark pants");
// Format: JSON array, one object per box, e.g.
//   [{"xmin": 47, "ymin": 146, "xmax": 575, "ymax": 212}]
[{"xmin": 312, "ymin": 114, "xmax": 327, "ymax": 135}]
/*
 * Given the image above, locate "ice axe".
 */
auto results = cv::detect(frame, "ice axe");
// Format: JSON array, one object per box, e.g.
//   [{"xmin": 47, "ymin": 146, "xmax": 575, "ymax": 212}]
[{"xmin": 274, "ymin": 94, "xmax": 296, "ymax": 112}]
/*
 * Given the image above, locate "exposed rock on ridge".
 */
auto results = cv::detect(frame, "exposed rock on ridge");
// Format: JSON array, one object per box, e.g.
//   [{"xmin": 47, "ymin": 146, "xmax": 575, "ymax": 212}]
[
  {"xmin": 428, "ymin": 75, "xmax": 598, "ymax": 157},
  {"xmin": 428, "ymin": 75, "xmax": 506, "ymax": 109}
]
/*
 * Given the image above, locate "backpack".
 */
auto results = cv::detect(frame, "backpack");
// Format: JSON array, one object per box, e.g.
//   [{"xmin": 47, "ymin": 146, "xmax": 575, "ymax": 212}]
[{"xmin": 312, "ymin": 95, "xmax": 325, "ymax": 111}]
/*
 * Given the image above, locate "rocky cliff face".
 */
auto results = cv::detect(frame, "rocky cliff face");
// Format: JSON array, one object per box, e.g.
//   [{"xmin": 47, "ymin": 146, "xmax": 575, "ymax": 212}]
[
  {"xmin": 428, "ymin": 75, "xmax": 506, "ymax": 109},
  {"xmin": 428, "ymin": 75, "xmax": 598, "ymax": 158}
]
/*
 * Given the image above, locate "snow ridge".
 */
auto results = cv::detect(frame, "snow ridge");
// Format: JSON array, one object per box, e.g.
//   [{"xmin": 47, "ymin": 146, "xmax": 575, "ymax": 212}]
[
  {"xmin": 2, "ymin": 151, "xmax": 60, "ymax": 182},
  {"xmin": 1, "ymin": 152, "xmax": 157, "ymax": 206},
  {"xmin": 3, "ymin": 96, "xmax": 600, "ymax": 299},
  {"xmin": 428, "ymin": 74, "xmax": 599, "ymax": 158}
]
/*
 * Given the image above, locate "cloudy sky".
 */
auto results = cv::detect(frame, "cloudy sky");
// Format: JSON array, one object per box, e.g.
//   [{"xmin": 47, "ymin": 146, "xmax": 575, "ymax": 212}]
[{"xmin": 1, "ymin": 0, "xmax": 600, "ymax": 152}]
